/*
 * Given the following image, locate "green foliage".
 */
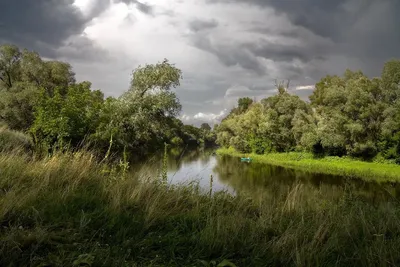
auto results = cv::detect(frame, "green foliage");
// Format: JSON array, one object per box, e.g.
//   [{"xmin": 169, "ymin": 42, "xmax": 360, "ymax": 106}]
[
  {"xmin": 0, "ymin": 124, "xmax": 33, "ymax": 152},
  {"xmin": 201, "ymin": 122, "xmax": 212, "ymax": 131},
  {"xmin": 0, "ymin": 43, "xmax": 215, "ymax": 158},
  {"xmin": 0, "ymin": 45, "xmax": 75, "ymax": 131},
  {"xmin": 30, "ymin": 82, "xmax": 104, "ymax": 148},
  {"xmin": 216, "ymin": 59, "xmax": 400, "ymax": 163},
  {"xmin": 170, "ymin": 136, "xmax": 184, "ymax": 146},
  {"xmin": 130, "ymin": 58, "xmax": 182, "ymax": 98}
]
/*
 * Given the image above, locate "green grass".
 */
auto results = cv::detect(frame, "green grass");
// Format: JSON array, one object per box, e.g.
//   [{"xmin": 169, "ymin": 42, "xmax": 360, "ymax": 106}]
[
  {"xmin": 217, "ymin": 147, "xmax": 400, "ymax": 182},
  {"xmin": 2, "ymin": 150, "xmax": 400, "ymax": 266}
]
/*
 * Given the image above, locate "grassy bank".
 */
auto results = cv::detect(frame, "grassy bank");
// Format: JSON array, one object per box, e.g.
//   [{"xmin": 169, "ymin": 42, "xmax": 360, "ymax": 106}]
[
  {"xmin": 2, "ymin": 151, "xmax": 400, "ymax": 266},
  {"xmin": 217, "ymin": 147, "xmax": 400, "ymax": 182}
]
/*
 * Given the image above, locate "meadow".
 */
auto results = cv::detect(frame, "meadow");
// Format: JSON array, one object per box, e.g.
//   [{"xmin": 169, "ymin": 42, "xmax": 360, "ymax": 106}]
[
  {"xmin": 217, "ymin": 147, "xmax": 400, "ymax": 182},
  {"xmin": 2, "ymin": 149, "xmax": 400, "ymax": 266}
]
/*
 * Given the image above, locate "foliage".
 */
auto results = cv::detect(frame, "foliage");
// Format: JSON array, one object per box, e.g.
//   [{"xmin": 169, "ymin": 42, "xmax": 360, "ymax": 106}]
[
  {"xmin": 30, "ymin": 82, "xmax": 104, "ymax": 149},
  {"xmin": 0, "ymin": 44, "xmax": 75, "ymax": 131},
  {"xmin": 0, "ymin": 44, "xmax": 214, "ymax": 158},
  {"xmin": 0, "ymin": 124, "xmax": 33, "ymax": 152},
  {"xmin": 216, "ymin": 60, "xmax": 400, "ymax": 163}
]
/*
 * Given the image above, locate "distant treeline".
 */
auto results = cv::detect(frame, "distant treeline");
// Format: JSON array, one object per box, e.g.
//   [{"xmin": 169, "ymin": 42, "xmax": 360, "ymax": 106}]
[
  {"xmin": 215, "ymin": 60, "xmax": 400, "ymax": 163},
  {"xmin": 0, "ymin": 44, "xmax": 215, "ymax": 159}
]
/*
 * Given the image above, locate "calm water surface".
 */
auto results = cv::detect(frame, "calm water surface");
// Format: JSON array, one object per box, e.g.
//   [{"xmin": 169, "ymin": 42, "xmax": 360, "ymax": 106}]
[{"xmin": 135, "ymin": 148, "xmax": 400, "ymax": 203}]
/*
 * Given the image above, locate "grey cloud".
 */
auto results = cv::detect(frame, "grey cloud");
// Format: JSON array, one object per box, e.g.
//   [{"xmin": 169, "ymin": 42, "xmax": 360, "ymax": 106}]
[
  {"xmin": 211, "ymin": 0, "xmax": 400, "ymax": 78},
  {"xmin": 56, "ymin": 35, "xmax": 111, "ymax": 62},
  {"xmin": 116, "ymin": 0, "xmax": 154, "ymax": 15},
  {"xmin": 191, "ymin": 35, "xmax": 266, "ymax": 75},
  {"xmin": 0, "ymin": 0, "xmax": 152, "ymax": 59},
  {"xmin": 189, "ymin": 19, "xmax": 218, "ymax": 32},
  {"xmin": 211, "ymin": 0, "xmax": 351, "ymax": 40},
  {"xmin": 0, "ymin": 0, "xmax": 87, "ymax": 56},
  {"xmin": 86, "ymin": 0, "xmax": 111, "ymax": 18},
  {"xmin": 249, "ymin": 41, "xmax": 310, "ymax": 63}
]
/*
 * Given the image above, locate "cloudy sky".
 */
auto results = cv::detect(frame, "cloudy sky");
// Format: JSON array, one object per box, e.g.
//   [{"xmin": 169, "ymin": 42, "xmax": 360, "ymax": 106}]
[{"xmin": 1, "ymin": 0, "xmax": 399, "ymax": 125}]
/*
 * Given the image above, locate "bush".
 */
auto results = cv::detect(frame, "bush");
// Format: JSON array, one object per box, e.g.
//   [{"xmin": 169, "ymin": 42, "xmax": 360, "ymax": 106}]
[
  {"xmin": 230, "ymin": 136, "xmax": 251, "ymax": 153},
  {"xmin": 250, "ymin": 137, "xmax": 272, "ymax": 155},
  {"xmin": 0, "ymin": 125, "xmax": 33, "ymax": 152},
  {"xmin": 170, "ymin": 136, "xmax": 184, "ymax": 146},
  {"xmin": 348, "ymin": 141, "xmax": 378, "ymax": 161}
]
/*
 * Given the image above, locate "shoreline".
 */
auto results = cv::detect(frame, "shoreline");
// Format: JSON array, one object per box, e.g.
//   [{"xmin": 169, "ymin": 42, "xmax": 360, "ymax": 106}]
[{"xmin": 216, "ymin": 148, "xmax": 400, "ymax": 182}]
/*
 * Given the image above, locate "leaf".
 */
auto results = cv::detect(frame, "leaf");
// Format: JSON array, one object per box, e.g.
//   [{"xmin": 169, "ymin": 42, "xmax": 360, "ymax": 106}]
[
  {"xmin": 72, "ymin": 254, "xmax": 95, "ymax": 267},
  {"xmin": 197, "ymin": 259, "xmax": 210, "ymax": 266},
  {"xmin": 217, "ymin": 259, "xmax": 237, "ymax": 267}
]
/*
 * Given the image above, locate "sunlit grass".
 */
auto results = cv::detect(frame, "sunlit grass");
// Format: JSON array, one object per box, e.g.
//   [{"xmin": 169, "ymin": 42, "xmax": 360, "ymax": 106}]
[
  {"xmin": 217, "ymin": 147, "xmax": 400, "ymax": 182},
  {"xmin": 1, "ymin": 150, "xmax": 400, "ymax": 266}
]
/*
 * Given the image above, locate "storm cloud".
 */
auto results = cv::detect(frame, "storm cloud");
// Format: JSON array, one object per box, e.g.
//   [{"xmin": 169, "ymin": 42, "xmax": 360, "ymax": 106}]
[
  {"xmin": 0, "ymin": 0, "xmax": 87, "ymax": 54},
  {"xmin": 206, "ymin": 0, "xmax": 400, "ymax": 77}
]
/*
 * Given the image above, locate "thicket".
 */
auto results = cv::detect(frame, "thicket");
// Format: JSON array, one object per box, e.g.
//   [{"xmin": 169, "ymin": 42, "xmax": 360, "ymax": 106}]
[
  {"xmin": 0, "ymin": 44, "xmax": 215, "ymax": 158},
  {"xmin": 215, "ymin": 61, "xmax": 400, "ymax": 163}
]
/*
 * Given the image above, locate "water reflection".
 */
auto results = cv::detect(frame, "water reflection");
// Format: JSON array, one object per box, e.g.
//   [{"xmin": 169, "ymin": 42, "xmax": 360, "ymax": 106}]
[{"xmin": 132, "ymin": 148, "xmax": 400, "ymax": 204}]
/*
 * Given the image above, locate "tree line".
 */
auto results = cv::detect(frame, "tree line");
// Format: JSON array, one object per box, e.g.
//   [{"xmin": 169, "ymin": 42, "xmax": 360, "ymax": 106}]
[
  {"xmin": 0, "ymin": 44, "xmax": 215, "ymax": 159},
  {"xmin": 215, "ymin": 60, "xmax": 400, "ymax": 163}
]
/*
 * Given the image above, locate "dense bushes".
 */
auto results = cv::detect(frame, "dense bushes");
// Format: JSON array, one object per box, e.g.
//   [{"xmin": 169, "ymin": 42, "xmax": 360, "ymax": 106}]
[
  {"xmin": 0, "ymin": 124, "xmax": 33, "ymax": 152},
  {"xmin": 0, "ymin": 44, "xmax": 210, "ymax": 159},
  {"xmin": 216, "ymin": 61, "xmax": 400, "ymax": 162}
]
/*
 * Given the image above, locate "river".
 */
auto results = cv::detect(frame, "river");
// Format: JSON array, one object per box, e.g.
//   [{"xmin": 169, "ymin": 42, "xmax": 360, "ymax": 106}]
[{"xmin": 133, "ymin": 147, "xmax": 400, "ymax": 203}]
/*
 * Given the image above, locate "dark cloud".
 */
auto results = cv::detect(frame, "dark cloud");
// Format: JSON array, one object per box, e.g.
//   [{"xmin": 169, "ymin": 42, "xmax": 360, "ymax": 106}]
[
  {"xmin": 189, "ymin": 19, "xmax": 218, "ymax": 32},
  {"xmin": 248, "ymin": 40, "xmax": 310, "ymax": 63},
  {"xmin": 209, "ymin": 0, "xmax": 400, "ymax": 78},
  {"xmin": 56, "ymin": 35, "xmax": 111, "ymax": 62},
  {"xmin": 0, "ymin": 0, "xmax": 87, "ymax": 55},
  {"xmin": 191, "ymin": 35, "xmax": 266, "ymax": 75},
  {"xmin": 116, "ymin": 0, "xmax": 154, "ymax": 15}
]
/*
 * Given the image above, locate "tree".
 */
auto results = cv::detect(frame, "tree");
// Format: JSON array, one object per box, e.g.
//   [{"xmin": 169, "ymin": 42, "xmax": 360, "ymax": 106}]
[
  {"xmin": 94, "ymin": 59, "xmax": 183, "ymax": 155},
  {"xmin": 31, "ymin": 82, "xmax": 104, "ymax": 148},
  {"xmin": 200, "ymin": 123, "xmax": 211, "ymax": 131},
  {"xmin": 0, "ymin": 44, "xmax": 21, "ymax": 89},
  {"xmin": 130, "ymin": 58, "xmax": 182, "ymax": 98},
  {"xmin": 0, "ymin": 44, "xmax": 77, "ymax": 131},
  {"xmin": 237, "ymin": 97, "xmax": 253, "ymax": 113}
]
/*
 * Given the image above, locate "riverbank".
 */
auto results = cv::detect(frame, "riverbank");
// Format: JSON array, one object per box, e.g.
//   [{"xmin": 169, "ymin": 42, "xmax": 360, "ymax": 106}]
[
  {"xmin": 2, "ymin": 150, "xmax": 400, "ymax": 266},
  {"xmin": 217, "ymin": 148, "xmax": 400, "ymax": 182}
]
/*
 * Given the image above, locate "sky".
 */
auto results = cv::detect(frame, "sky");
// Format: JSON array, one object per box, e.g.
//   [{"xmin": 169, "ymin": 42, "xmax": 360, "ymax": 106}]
[{"xmin": 1, "ymin": 0, "xmax": 399, "ymax": 125}]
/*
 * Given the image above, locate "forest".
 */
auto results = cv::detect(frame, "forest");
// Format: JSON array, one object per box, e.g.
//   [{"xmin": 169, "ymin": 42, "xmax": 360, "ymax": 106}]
[
  {"xmin": 215, "ymin": 60, "xmax": 400, "ymax": 163},
  {"xmin": 0, "ymin": 44, "xmax": 215, "ymax": 160}
]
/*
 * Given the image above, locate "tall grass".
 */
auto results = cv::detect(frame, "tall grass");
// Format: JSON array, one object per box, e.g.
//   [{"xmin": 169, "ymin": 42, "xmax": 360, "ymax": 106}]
[
  {"xmin": 217, "ymin": 147, "xmax": 400, "ymax": 182},
  {"xmin": 2, "ymin": 150, "xmax": 400, "ymax": 266}
]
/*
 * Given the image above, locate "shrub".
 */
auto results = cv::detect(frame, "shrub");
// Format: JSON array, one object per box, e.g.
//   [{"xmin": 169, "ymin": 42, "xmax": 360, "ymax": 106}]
[
  {"xmin": 0, "ymin": 125, "xmax": 33, "ymax": 152},
  {"xmin": 170, "ymin": 136, "xmax": 184, "ymax": 146},
  {"xmin": 348, "ymin": 141, "xmax": 378, "ymax": 161}
]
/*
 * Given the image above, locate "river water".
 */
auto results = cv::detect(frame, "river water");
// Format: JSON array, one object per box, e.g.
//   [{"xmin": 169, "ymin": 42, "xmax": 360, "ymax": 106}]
[{"xmin": 134, "ymin": 148, "xmax": 400, "ymax": 203}]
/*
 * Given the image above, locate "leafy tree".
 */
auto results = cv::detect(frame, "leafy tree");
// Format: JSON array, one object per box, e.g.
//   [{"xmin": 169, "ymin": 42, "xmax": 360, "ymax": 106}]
[
  {"xmin": 94, "ymin": 59, "xmax": 183, "ymax": 155},
  {"xmin": 237, "ymin": 97, "xmax": 253, "ymax": 113},
  {"xmin": 215, "ymin": 59, "xmax": 400, "ymax": 162},
  {"xmin": 31, "ymin": 82, "xmax": 104, "ymax": 148},
  {"xmin": 200, "ymin": 123, "xmax": 211, "ymax": 131},
  {"xmin": 0, "ymin": 44, "xmax": 21, "ymax": 89},
  {"xmin": 0, "ymin": 44, "xmax": 76, "ymax": 131}
]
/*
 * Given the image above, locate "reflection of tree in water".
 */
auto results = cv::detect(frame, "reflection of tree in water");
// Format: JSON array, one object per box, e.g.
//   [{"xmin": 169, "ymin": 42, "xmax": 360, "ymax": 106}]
[
  {"xmin": 213, "ymin": 155, "xmax": 400, "ymax": 204},
  {"xmin": 150, "ymin": 147, "xmax": 215, "ymax": 173}
]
